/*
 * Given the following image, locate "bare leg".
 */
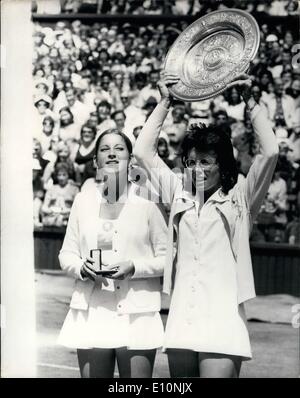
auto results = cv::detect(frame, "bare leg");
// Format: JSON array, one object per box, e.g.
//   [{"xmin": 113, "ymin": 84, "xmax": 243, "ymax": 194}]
[
  {"xmin": 167, "ymin": 349, "xmax": 200, "ymax": 378},
  {"xmin": 116, "ymin": 347, "xmax": 156, "ymax": 378},
  {"xmin": 77, "ymin": 348, "xmax": 116, "ymax": 378},
  {"xmin": 198, "ymin": 353, "xmax": 242, "ymax": 378}
]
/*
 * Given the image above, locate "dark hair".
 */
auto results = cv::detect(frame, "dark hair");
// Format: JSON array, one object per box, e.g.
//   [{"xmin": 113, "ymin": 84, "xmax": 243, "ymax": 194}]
[
  {"xmin": 223, "ymin": 86, "xmax": 242, "ymax": 105},
  {"xmin": 80, "ymin": 123, "xmax": 96, "ymax": 137},
  {"xmin": 111, "ymin": 110, "xmax": 126, "ymax": 120},
  {"xmin": 134, "ymin": 72, "xmax": 147, "ymax": 83},
  {"xmin": 54, "ymin": 161, "xmax": 70, "ymax": 176},
  {"xmin": 99, "ymin": 48, "xmax": 109, "ymax": 56},
  {"xmin": 101, "ymin": 71, "xmax": 112, "ymax": 80},
  {"xmin": 258, "ymin": 69, "xmax": 274, "ymax": 84},
  {"xmin": 96, "ymin": 100, "xmax": 112, "ymax": 112},
  {"xmin": 95, "ymin": 129, "xmax": 133, "ymax": 158},
  {"xmin": 213, "ymin": 109, "xmax": 228, "ymax": 119},
  {"xmin": 59, "ymin": 106, "xmax": 74, "ymax": 124},
  {"xmin": 181, "ymin": 124, "xmax": 238, "ymax": 194},
  {"xmin": 43, "ymin": 116, "xmax": 55, "ymax": 127}
]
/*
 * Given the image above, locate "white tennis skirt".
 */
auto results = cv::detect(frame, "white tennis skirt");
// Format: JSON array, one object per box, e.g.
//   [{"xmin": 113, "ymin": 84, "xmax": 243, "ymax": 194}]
[{"xmin": 57, "ymin": 287, "xmax": 164, "ymax": 350}]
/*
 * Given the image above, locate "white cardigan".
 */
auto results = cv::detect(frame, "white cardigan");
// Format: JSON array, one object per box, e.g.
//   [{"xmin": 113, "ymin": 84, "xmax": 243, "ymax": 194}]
[{"xmin": 59, "ymin": 181, "xmax": 168, "ymax": 314}]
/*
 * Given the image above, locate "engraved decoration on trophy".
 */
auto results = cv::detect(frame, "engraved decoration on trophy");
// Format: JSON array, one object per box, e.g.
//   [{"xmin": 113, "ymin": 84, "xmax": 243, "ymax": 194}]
[{"xmin": 163, "ymin": 9, "xmax": 260, "ymax": 102}]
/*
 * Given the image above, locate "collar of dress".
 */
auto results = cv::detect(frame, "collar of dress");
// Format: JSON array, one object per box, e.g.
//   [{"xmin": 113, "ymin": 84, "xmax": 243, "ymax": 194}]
[{"xmin": 175, "ymin": 187, "xmax": 230, "ymax": 206}]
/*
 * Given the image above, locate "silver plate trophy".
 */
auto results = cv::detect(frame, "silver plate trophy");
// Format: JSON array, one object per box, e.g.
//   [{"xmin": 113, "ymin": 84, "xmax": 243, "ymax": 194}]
[{"xmin": 163, "ymin": 9, "xmax": 260, "ymax": 102}]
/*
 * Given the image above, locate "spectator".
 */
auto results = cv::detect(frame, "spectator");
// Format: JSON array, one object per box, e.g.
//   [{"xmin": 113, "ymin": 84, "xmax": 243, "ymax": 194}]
[
  {"xmin": 130, "ymin": 72, "xmax": 148, "ymax": 107},
  {"xmin": 164, "ymin": 103, "xmax": 189, "ymax": 137},
  {"xmin": 120, "ymin": 91, "xmax": 146, "ymax": 134},
  {"xmin": 282, "ymin": 30, "xmax": 294, "ymax": 49},
  {"xmin": 96, "ymin": 100, "xmax": 116, "ymax": 137},
  {"xmin": 58, "ymin": 106, "xmax": 81, "ymax": 146},
  {"xmin": 260, "ymin": 78, "xmax": 296, "ymax": 129},
  {"xmin": 269, "ymin": 48, "xmax": 292, "ymax": 79},
  {"xmin": 157, "ymin": 136, "xmax": 174, "ymax": 169},
  {"xmin": 93, "ymin": 72, "xmax": 113, "ymax": 105},
  {"xmin": 212, "ymin": 109, "xmax": 232, "ymax": 138},
  {"xmin": 289, "ymin": 124, "xmax": 300, "ymax": 162},
  {"xmin": 34, "ymin": 77, "xmax": 53, "ymax": 96},
  {"xmin": 63, "ymin": 87, "xmax": 91, "ymax": 126},
  {"xmin": 163, "ymin": 117, "xmax": 187, "ymax": 170},
  {"xmin": 267, "ymin": 167, "xmax": 288, "ymax": 224},
  {"xmin": 33, "ymin": 94, "xmax": 55, "ymax": 130},
  {"xmin": 251, "ymin": 84, "xmax": 264, "ymax": 105},
  {"xmin": 43, "ymin": 141, "xmax": 81, "ymax": 189},
  {"xmin": 32, "ymin": 158, "xmax": 45, "ymax": 228},
  {"xmin": 219, "ymin": 87, "xmax": 246, "ymax": 122},
  {"xmin": 276, "ymin": 139, "xmax": 295, "ymax": 185},
  {"xmin": 285, "ymin": 210, "xmax": 300, "ymax": 245},
  {"xmin": 33, "ymin": 138, "xmax": 50, "ymax": 172},
  {"xmin": 281, "ymin": 69, "xmax": 293, "ymax": 91},
  {"xmin": 52, "ymin": 79, "xmax": 66, "ymax": 100},
  {"xmin": 257, "ymin": 165, "xmax": 288, "ymax": 242},
  {"xmin": 35, "ymin": 115, "xmax": 57, "ymax": 155},
  {"xmin": 136, "ymin": 69, "xmax": 161, "ymax": 108},
  {"xmin": 287, "ymin": 79, "xmax": 300, "ymax": 108},
  {"xmin": 286, "ymin": 0, "xmax": 299, "ymax": 15},
  {"xmin": 41, "ymin": 161, "xmax": 79, "ymax": 227},
  {"xmin": 92, "ymin": 79, "xmax": 111, "ymax": 105},
  {"xmin": 111, "ymin": 109, "xmax": 126, "ymax": 132},
  {"xmin": 127, "ymin": 49, "xmax": 152, "ymax": 76},
  {"xmin": 73, "ymin": 124, "xmax": 97, "ymax": 179},
  {"xmin": 258, "ymin": 69, "xmax": 274, "ymax": 93},
  {"xmin": 86, "ymin": 111, "xmax": 99, "ymax": 129}
]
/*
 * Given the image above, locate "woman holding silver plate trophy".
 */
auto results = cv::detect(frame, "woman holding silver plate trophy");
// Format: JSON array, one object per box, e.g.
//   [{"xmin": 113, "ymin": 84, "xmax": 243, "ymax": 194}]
[
  {"xmin": 134, "ymin": 10, "xmax": 279, "ymax": 377},
  {"xmin": 58, "ymin": 9, "xmax": 279, "ymax": 378}
]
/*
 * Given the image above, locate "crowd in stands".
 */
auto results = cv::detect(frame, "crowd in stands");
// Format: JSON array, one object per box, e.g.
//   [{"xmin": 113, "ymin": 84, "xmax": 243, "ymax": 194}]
[
  {"xmin": 32, "ymin": 2, "xmax": 300, "ymax": 245},
  {"xmin": 33, "ymin": 0, "xmax": 300, "ymax": 16}
]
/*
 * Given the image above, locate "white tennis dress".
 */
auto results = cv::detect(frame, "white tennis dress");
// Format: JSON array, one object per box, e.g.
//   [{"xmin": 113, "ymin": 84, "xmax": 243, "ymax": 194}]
[
  {"xmin": 58, "ymin": 217, "xmax": 164, "ymax": 349},
  {"xmin": 163, "ymin": 193, "xmax": 252, "ymax": 360}
]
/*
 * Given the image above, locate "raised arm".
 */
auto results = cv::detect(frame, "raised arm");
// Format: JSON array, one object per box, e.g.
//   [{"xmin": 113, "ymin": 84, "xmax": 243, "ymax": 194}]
[
  {"xmin": 133, "ymin": 73, "xmax": 181, "ymax": 204},
  {"xmin": 230, "ymin": 75, "xmax": 279, "ymax": 219}
]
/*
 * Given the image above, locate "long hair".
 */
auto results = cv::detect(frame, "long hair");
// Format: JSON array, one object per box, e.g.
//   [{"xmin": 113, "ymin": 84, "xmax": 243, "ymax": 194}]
[
  {"xmin": 181, "ymin": 124, "xmax": 238, "ymax": 194},
  {"xmin": 59, "ymin": 106, "xmax": 74, "ymax": 126}
]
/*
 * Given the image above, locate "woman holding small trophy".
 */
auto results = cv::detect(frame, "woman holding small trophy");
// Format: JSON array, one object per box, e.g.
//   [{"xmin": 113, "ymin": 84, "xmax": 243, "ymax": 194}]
[
  {"xmin": 134, "ymin": 71, "xmax": 278, "ymax": 378},
  {"xmin": 58, "ymin": 129, "xmax": 168, "ymax": 378}
]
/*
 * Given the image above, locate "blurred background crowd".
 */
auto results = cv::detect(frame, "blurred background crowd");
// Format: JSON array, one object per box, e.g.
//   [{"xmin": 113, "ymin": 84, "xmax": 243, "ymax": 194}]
[
  {"xmin": 31, "ymin": 0, "xmax": 300, "ymax": 245},
  {"xmin": 33, "ymin": 0, "xmax": 300, "ymax": 16}
]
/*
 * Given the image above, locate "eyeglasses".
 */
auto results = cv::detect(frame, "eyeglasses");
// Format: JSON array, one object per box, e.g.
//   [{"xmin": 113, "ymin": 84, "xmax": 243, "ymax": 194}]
[{"xmin": 185, "ymin": 158, "xmax": 217, "ymax": 170}]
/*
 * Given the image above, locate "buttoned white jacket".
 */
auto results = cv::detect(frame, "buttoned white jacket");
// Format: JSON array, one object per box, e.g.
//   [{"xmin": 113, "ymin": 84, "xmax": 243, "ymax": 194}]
[{"xmin": 59, "ymin": 182, "xmax": 168, "ymax": 313}]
